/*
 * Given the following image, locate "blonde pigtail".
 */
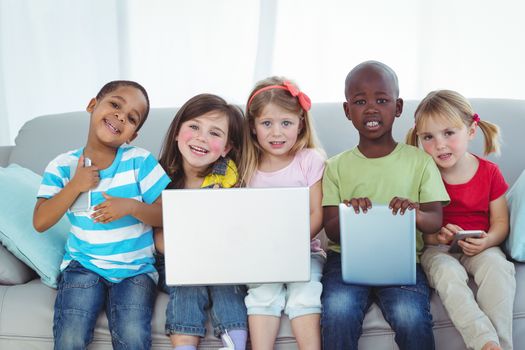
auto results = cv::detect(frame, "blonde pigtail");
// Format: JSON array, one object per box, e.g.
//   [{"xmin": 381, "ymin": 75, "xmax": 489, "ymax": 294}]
[
  {"xmin": 405, "ymin": 127, "xmax": 419, "ymax": 147},
  {"xmin": 477, "ymin": 120, "xmax": 501, "ymax": 156}
]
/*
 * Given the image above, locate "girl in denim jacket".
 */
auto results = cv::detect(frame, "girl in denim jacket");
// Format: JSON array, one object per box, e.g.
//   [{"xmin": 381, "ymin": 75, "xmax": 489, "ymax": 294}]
[{"xmin": 155, "ymin": 93, "xmax": 247, "ymax": 350}]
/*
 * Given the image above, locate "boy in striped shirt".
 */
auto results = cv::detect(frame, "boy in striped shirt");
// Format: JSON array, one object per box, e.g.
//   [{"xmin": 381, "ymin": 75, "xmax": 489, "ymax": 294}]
[{"xmin": 34, "ymin": 80, "xmax": 171, "ymax": 350}]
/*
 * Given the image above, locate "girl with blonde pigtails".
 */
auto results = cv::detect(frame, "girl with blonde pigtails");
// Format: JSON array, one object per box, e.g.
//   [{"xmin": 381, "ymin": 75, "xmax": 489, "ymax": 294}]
[{"xmin": 406, "ymin": 90, "xmax": 516, "ymax": 350}]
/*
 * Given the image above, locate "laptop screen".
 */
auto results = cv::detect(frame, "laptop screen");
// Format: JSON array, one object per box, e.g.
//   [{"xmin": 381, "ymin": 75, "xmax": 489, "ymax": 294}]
[{"xmin": 162, "ymin": 187, "xmax": 311, "ymax": 286}]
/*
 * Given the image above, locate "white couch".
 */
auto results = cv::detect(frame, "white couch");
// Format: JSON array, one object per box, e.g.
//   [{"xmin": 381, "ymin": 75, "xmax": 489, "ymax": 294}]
[{"xmin": 0, "ymin": 99, "xmax": 524, "ymax": 349}]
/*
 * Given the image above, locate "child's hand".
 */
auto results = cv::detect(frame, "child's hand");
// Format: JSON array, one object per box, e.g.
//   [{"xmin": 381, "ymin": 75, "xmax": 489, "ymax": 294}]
[
  {"xmin": 343, "ymin": 197, "xmax": 372, "ymax": 213},
  {"xmin": 457, "ymin": 232, "xmax": 489, "ymax": 256},
  {"xmin": 389, "ymin": 197, "xmax": 419, "ymax": 215},
  {"xmin": 437, "ymin": 224, "xmax": 463, "ymax": 244},
  {"xmin": 70, "ymin": 155, "xmax": 99, "ymax": 193},
  {"xmin": 92, "ymin": 192, "xmax": 138, "ymax": 224},
  {"xmin": 436, "ymin": 223, "xmax": 459, "ymax": 244}
]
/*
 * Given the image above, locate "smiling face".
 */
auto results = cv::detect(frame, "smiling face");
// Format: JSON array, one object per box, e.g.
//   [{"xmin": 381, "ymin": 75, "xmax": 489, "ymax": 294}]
[
  {"xmin": 176, "ymin": 111, "xmax": 231, "ymax": 173},
  {"xmin": 343, "ymin": 65, "xmax": 402, "ymax": 145},
  {"xmin": 417, "ymin": 115, "xmax": 475, "ymax": 170},
  {"xmin": 253, "ymin": 102, "xmax": 302, "ymax": 161},
  {"xmin": 87, "ymin": 85, "xmax": 147, "ymax": 148}
]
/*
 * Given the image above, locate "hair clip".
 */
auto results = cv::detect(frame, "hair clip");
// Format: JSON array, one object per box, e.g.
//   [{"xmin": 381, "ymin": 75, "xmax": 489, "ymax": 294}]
[
  {"xmin": 248, "ymin": 81, "xmax": 311, "ymax": 111},
  {"xmin": 472, "ymin": 113, "xmax": 480, "ymax": 123}
]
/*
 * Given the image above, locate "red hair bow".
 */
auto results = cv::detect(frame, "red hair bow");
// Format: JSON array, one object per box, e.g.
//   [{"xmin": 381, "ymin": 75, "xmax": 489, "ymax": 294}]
[
  {"xmin": 282, "ymin": 81, "xmax": 312, "ymax": 111},
  {"xmin": 247, "ymin": 81, "xmax": 312, "ymax": 111},
  {"xmin": 472, "ymin": 113, "xmax": 480, "ymax": 123}
]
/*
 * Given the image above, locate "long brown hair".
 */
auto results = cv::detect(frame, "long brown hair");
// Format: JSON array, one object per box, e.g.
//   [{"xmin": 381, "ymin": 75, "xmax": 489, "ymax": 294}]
[{"xmin": 158, "ymin": 93, "xmax": 244, "ymax": 189}]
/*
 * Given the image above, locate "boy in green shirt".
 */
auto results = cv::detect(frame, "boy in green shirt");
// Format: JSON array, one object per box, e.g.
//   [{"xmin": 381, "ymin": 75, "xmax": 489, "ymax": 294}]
[{"xmin": 321, "ymin": 61, "xmax": 449, "ymax": 350}]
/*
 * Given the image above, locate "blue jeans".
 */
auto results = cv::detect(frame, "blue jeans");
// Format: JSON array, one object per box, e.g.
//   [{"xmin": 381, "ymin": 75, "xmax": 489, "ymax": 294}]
[
  {"xmin": 53, "ymin": 260, "xmax": 156, "ymax": 350},
  {"xmin": 156, "ymin": 254, "xmax": 247, "ymax": 337},
  {"xmin": 321, "ymin": 251, "xmax": 435, "ymax": 350}
]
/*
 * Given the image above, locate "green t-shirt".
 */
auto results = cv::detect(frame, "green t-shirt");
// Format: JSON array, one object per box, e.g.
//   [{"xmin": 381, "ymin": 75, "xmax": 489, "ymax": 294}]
[{"xmin": 322, "ymin": 143, "xmax": 450, "ymax": 258}]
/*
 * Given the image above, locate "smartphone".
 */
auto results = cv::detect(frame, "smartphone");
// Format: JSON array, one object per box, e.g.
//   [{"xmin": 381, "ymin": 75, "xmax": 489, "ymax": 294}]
[
  {"xmin": 448, "ymin": 230, "xmax": 484, "ymax": 254},
  {"xmin": 69, "ymin": 157, "xmax": 92, "ymax": 212}
]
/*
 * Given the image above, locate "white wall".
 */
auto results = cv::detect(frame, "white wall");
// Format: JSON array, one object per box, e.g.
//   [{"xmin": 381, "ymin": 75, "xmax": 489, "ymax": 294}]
[{"xmin": 1, "ymin": 0, "xmax": 524, "ymax": 145}]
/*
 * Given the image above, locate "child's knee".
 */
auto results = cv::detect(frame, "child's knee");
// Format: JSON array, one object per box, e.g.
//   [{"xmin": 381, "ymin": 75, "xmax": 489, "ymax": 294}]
[
  {"xmin": 322, "ymin": 290, "xmax": 367, "ymax": 324},
  {"xmin": 54, "ymin": 316, "xmax": 94, "ymax": 350},
  {"xmin": 112, "ymin": 324, "xmax": 151, "ymax": 349},
  {"xmin": 471, "ymin": 247, "xmax": 516, "ymax": 279},
  {"xmin": 54, "ymin": 332, "xmax": 90, "ymax": 350},
  {"xmin": 388, "ymin": 301, "xmax": 432, "ymax": 333}
]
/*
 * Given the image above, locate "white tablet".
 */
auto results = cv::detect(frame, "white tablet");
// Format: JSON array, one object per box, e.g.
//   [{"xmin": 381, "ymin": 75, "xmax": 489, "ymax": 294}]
[{"xmin": 339, "ymin": 203, "xmax": 416, "ymax": 285}]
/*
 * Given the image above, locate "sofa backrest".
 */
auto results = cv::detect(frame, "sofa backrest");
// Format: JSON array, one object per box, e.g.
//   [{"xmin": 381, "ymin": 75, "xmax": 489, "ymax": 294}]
[
  {"xmin": 8, "ymin": 99, "xmax": 525, "ymax": 185},
  {"xmin": 9, "ymin": 108, "xmax": 177, "ymax": 176},
  {"xmin": 309, "ymin": 99, "xmax": 525, "ymax": 186}
]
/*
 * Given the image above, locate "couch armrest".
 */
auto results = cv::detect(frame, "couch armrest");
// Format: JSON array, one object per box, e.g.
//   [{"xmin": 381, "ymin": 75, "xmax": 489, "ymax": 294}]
[{"xmin": 0, "ymin": 146, "xmax": 13, "ymax": 167}]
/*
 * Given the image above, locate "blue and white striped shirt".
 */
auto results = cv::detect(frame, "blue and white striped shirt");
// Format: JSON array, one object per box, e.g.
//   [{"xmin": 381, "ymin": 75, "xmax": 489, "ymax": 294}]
[{"xmin": 38, "ymin": 146, "xmax": 171, "ymax": 282}]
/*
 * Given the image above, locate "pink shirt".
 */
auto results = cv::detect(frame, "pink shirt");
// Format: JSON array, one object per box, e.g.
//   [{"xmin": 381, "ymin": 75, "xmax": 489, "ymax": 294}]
[{"xmin": 249, "ymin": 148, "xmax": 326, "ymax": 251}]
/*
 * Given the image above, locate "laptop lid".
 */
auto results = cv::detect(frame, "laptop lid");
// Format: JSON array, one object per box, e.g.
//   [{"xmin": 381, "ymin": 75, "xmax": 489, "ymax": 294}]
[
  {"xmin": 339, "ymin": 203, "xmax": 416, "ymax": 286},
  {"xmin": 162, "ymin": 187, "xmax": 311, "ymax": 286}
]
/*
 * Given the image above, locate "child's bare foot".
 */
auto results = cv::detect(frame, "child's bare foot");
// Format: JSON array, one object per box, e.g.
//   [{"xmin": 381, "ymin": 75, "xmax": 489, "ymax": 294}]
[{"xmin": 481, "ymin": 341, "xmax": 502, "ymax": 350}]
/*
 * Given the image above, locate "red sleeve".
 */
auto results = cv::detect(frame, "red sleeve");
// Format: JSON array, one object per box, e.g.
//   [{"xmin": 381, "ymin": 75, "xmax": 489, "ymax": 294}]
[{"xmin": 488, "ymin": 162, "xmax": 509, "ymax": 201}]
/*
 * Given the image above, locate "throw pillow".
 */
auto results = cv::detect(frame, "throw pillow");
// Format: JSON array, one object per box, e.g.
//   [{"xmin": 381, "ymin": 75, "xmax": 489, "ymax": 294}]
[
  {"xmin": 0, "ymin": 164, "xmax": 70, "ymax": 288},
  {"xmin": 506, "ymin": 170, "xmax": 525, "ymax": 262},
  {"xmin": 0, "ymin": 243, "xmax": 36, "ymax": 284}
]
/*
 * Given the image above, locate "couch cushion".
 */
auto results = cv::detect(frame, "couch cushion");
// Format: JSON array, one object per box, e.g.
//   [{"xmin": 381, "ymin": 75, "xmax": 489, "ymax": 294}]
[
  {"xmin": 0, "ymin": 164, "xmax": 70, "ymax": 288},
  {"xmin": 3, "ymin": 265, "xmax": 523, "ymax": 349},
  {"xmin": 0, "ymin": 281, "xmax": 297, "ymax": 348}
]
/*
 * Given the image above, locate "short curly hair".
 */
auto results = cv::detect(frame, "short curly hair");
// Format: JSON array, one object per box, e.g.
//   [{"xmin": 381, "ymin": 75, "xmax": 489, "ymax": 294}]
[{"xmin": 96, "ymin": 80, "xmax": 150, "ymax": 131}]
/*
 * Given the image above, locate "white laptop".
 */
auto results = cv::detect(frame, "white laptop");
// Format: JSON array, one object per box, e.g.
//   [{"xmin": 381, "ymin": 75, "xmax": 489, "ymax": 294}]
[
  {"xmin": 161, "ymin": 187, "xmax": 311, "ymax": 286},
  {"xmin": 339, "ymin": 203, "xmax": 416, "ymax": 286}
]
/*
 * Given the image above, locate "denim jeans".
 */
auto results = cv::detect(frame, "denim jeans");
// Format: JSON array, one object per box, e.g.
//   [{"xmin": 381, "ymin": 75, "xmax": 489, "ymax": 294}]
[
  {"xmin": 156, "ymin": 254, "xmax": 247, "ymax": 337},
  {"xmin": 53, "ymin": 260, "xmax": 156, "ymax": 350},
  {"xmin": 321, "ymin": 251, "xmax": 435, "ymax": 350}
]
